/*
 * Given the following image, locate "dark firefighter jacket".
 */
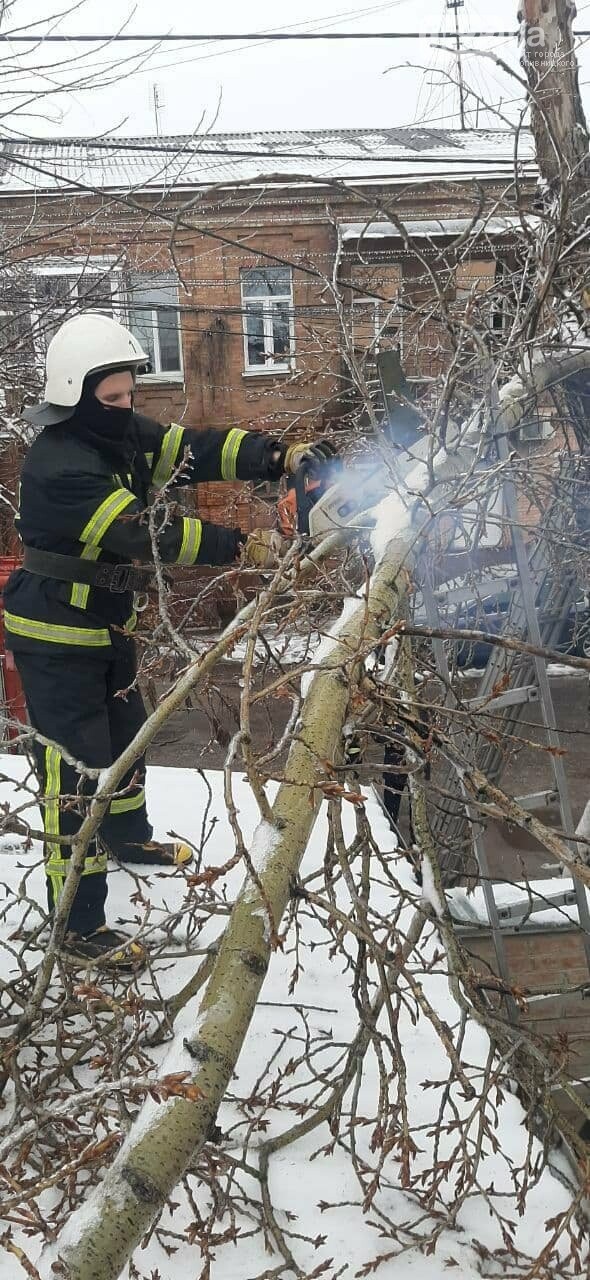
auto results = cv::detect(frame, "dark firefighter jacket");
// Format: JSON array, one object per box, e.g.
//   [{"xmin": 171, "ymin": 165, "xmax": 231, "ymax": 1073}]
[{"xmin": 5, "ymin": 414, "xmax": 281, "ymax": 655}]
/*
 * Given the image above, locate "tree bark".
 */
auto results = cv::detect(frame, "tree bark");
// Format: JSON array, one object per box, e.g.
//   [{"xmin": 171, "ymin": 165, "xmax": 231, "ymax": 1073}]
[
  {"xmin": 46, "ymin": 347, "xmax": 590, "ymax": 1279},
  {"xmin": 519, "ymin": 0, "xmax": 590, "ymax": 190},
  {"xmin": 46, "ymin": 553, "xmax": 411, "ymax": 1280}
]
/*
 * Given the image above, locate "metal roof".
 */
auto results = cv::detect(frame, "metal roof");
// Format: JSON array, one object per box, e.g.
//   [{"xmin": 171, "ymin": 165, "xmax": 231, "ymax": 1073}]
[
  {"xmin": 0, "ymin": 127, "xmax": 537, "ymax": 196},
  {"xmin": 341, "ymin": 215, "xmax": 538, "ymax": 240}
]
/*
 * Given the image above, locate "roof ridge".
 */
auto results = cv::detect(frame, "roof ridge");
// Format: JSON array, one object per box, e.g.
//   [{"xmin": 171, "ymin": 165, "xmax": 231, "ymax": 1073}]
[{"xmin": 2, "ymin": 125, "xmax": 529, "ymax": 148}]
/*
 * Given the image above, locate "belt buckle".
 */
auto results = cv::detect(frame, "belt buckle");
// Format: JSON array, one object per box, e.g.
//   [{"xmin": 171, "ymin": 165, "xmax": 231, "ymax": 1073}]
[
  {"xmin": 96, "ymin": 563, "xmax": 133, "ymax": 593},
  {"xmin": 110, "ymin": 564, "xmax": 134, "ymax": 593}
]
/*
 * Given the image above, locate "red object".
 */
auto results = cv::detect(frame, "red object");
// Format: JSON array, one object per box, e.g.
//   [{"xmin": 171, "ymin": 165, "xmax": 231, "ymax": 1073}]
[
  {"xmin": 0, "ymin": 556, "xmax": 27, "ymax": 743},
  {"xmin": 277, "ymin": 476, "xmax": 323, "ymax": 539}
]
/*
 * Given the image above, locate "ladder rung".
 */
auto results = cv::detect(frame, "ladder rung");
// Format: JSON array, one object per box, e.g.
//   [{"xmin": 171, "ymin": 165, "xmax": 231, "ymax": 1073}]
[
  {"xmin": 496, "ymin": 890, "xmax": 577, "ymax": 925},
  {"xmin": 513, "ymin": 789, "xmax": 558, "ymax": 811},
  {"xmin": 467, "ymin": 684, "xmax": 539, "ymax": 711},
  {"xmin": 434, "ymin": 575, "xmax": 518, "ymax": 606}
]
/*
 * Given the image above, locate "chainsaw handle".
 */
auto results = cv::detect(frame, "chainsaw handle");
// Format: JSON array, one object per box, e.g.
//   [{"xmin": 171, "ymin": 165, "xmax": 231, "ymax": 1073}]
[
  {"xmin": 276, "ymin": 453, "xmax": 344, "ymax": 540},
  {"xmin": 294, "ymin": 459, "xmax": 313, "ymax": 535}
]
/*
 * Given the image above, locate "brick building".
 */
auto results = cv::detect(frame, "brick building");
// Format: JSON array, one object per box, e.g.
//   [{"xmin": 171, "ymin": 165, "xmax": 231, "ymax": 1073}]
[{"xmin": 0, "ymin": 126, "xmax": 538, "ymax": 551}]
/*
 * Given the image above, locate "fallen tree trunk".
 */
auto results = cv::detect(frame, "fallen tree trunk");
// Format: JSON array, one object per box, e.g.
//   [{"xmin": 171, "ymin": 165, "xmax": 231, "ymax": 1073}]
[
  {"xmin": 17, "ymin": 534, "xmax": 347, "ymax": 1033},
  {"xmin": 46, "ymin": 549, "xmax": 410, "ymax": 1280},
  {"xmin": 46, "ymin": 350, "xmax": 590, "ymax": 1278}
]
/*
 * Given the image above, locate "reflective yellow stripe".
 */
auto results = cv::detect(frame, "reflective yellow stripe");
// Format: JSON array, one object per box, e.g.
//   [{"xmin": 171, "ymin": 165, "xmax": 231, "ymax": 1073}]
[
  {"xmin": 44, "ymin": 746, "xmax": 63, "ymax": 902},
  {"xmin": 5, "ymin": 612, "xmax": 111, "ymax": 647},
  {"xmin": 152, "ymin": 424, "xmax": 185, "ymax": 487},
  {"xmin": 145, "ymin": 452, "xmax": 154, "ymax": 470},
  {"xmin": 70, "ymin": 488, "xmax": 136, "ymax": 613},
  {"xmin": 110, "ymin": 787, "xmax": 146, "ymax": 816},
  {"xmin": 220, "ymin": 428, "xmax": 247, "ymax": 481},
  {"xmin": 80, "ymin": 488, "xmax": 136, "ymax": 546},
  {"xmin": 45, "ymin": 851, "xmax": 107, "ymax": 876},
  {"xmin": 44, "ymin": 745, "xmax": 106, "ymax": 887},
  {"xmin": 70, "ymin": 545, "xmax": 100, "ymax": 610},
  {"xmin": 176, "ymin": 517, "xmax": 203, "ymax": 566}
]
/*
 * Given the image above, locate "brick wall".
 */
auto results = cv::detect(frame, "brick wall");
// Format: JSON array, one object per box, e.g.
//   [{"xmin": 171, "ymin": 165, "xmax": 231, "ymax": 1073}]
[
  {"xmin": 462, "ymin": 926, "xmax": 590, "ymax": 1128},
  {"xmin": 0, "ymin": 178, "xmax": 534, "ymax": 543}
]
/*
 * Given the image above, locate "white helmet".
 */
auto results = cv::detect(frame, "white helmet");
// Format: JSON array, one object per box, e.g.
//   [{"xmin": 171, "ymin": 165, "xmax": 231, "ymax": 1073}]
[{"xmin": 23, "ymin": 312, "xmax": 149, "ymax": 426}]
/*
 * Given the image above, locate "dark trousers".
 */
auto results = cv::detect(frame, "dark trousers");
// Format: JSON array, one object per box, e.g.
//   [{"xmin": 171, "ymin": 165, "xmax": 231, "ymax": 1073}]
[
  {"xmin": 383, "ymin": 739, "xmax": 407, "ymax": 827},
  {"xmin": 15, "ymin": 636, "xmax": 152, "ymax": 935}
]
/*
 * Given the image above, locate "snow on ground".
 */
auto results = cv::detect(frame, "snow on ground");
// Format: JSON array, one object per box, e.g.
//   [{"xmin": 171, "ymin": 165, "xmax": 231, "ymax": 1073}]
[
  {"xmin": 185, "ymin": 624, "xmax": 324, "ymax": 666},
  {"xmin": 0, "ymin": 755, "xmax": 579, "ymax": 1279}
]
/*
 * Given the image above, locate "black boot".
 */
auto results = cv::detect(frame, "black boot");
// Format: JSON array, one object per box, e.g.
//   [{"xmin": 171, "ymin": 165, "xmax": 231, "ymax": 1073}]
[
  {"xmin": 116, "ymin": 839, "xmax": 193, "ymax": 867},
  {"xmin": 61, "ymin": 925, "xmax": 148, "ymax": 972}
]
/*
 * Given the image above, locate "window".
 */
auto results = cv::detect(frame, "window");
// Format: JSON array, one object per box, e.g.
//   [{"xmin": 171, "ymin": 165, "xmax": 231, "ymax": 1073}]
[
  {"xmin": 454, "ymin": 259, "xmax": 504, "ymax": 332},
  {"xmin": 350, "ymin": 263, "xmax": 402, "ymax": 361},
  {"xmin": 127, "ymin": 272, "xmax": 183, "ymax": 378},
  {"xmin": 33, "ymin": 266, "xmax": 119, "ymax": 349},
  {"xmin": 24, "ymin": 261, "xmax": 183, "ymax": 380},
  {"xmin": 241, "ymin": 267, "xmax": 294, "ymax": 374},
  {"xmin": 520, "ymin": 414, "xmax": 553, "ymax": 444},
  {"xmin": 0, "ymin": 308, "xmax": 35, "ymax": 361}
]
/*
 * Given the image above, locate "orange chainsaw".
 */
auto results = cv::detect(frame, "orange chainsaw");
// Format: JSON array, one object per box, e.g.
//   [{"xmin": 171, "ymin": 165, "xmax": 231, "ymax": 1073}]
[
  {"xmin": 277, "ymin": 351, "xmax": 424, "ymax": 541},
  {"xmin": 277, "ymin": 455, "xmax": 343, "ymax": 538}
]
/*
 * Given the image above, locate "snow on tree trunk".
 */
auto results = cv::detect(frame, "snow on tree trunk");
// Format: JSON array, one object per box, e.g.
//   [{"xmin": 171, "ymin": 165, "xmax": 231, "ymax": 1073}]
[
  {"xmin": 44, "ymin": 350, "xmax": 590, "ymax": 1279},
  {"xmin": 45, "ymin": 554, "xmax": 411, "ymax": 1280}
]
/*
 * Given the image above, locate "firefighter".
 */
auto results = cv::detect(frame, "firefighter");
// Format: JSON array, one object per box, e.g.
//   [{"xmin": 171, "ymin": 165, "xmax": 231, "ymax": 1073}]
[{"xmin": 6, "ymin": 312, "xmax": 336, "ymax": 971}]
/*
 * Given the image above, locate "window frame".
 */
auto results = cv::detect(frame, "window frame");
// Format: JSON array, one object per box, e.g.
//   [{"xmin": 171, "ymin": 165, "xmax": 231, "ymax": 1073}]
[
  {"xmin": 28, "ymin": 257, "xmax": 184, "ymax": 384},
  {"xmin": 349, "ymin": 263, "xmax": 403, "ymax": 361},
  {"xmin": 520, "ymin": 413, "xmax": 553, "ymax": 444},
  {"xmin": 240, "ymin": 267, "xmax": 295, "ymax": 376},
  {"xmin": 29, "ymin": 256, "xmax": 124, "ymax": 370},
  {"xmin": 454, "ymin": 258, "xmax": 506, "ymax": 335},
  {"xmin": 125, "ymin": 271, "xmax": 184, "ymax": 383}
]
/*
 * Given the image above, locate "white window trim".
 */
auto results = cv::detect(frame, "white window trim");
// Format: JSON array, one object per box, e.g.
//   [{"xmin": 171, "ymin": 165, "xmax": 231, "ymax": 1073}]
[
  {"xmin": 351, "ymin": 292, "xmax": 403, "ymax": 358},
  {"xmin": 455, "ymin": 259, "xmax": 506, "ymax": 335},
  {"xmin": 242, "ymin": 366, "xmax": 295, "ymax": 380},
  {"xmin": 241, "ymin": 272, "xmax": 295, "ymax": 375},
  {"xmin": 132, "ymin": 297, "xmax": 184, "ymax": 385},
  {"xmin": 29, "ymin": 258, "xmax": 184, "ymax": 383},
  {"xmin": 29, "ymin": 258, "xmax": 125, "ymax": 369},
  {"xmin": 520, "ymin": 415, "xmax": 553, "ymax": 443}
]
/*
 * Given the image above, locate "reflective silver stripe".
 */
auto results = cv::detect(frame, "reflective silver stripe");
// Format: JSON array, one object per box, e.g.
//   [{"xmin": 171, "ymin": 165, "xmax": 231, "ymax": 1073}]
[
  {"xmin": 5, "ymin": 612, "xmax": 111, "ymax": 647},
  {"xmin": 152, "ymin": 424, "xmax": 185, "ymax": 487},
  {"xmin": 176, "ymin": 517, "xmax": 203, "ymax": 565},
  {"xmin": 220, "ymin": 428, "xmax": 247, "ymax": 481}
]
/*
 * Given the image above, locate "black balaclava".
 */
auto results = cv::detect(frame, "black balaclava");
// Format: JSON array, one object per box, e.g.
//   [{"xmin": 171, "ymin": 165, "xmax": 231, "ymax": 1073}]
[{"xmin": 68, "ymin": 365, "xmax": 151, "ymax": 493}]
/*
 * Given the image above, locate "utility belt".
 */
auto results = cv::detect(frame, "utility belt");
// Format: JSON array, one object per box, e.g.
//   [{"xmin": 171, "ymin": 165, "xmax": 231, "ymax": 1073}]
[{"xmin": 22, "ymin": 547, "xmax": 156, "ymax": 595}]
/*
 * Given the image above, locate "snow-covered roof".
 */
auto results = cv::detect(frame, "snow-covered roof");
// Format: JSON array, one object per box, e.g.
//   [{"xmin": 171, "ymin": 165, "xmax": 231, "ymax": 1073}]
[
  {"xmin": 0, "ymin": 127, "xmax": 537, "ymax": 196},
  {"xmin": 341, "ymin": 214, "xmax": 538, "ymax": 240}
]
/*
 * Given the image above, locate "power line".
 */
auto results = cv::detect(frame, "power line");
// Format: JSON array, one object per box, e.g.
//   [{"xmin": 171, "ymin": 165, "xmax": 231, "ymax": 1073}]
[{"xmin": 2, "ymin": 30, "xmax": 590, "ymax": 43}]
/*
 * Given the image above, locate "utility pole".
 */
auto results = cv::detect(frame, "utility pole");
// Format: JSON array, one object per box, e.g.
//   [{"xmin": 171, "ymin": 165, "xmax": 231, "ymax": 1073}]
[
  {"xmin": 518, "ymin": 0, "xmax": 590, "ymax": 194},
  {"xmin": 151, "ymin": 83, "xmax": 163, "ymax": 137},
  {"xmin": 447, "ymin": 0, "xmax": 467, "ymax": 131}
]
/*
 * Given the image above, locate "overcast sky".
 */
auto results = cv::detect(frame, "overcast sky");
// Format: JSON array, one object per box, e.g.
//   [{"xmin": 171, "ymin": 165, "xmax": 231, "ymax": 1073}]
[{"xmin": 2, "ymin": 0, "xmax": 590, "ymax": 139}]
